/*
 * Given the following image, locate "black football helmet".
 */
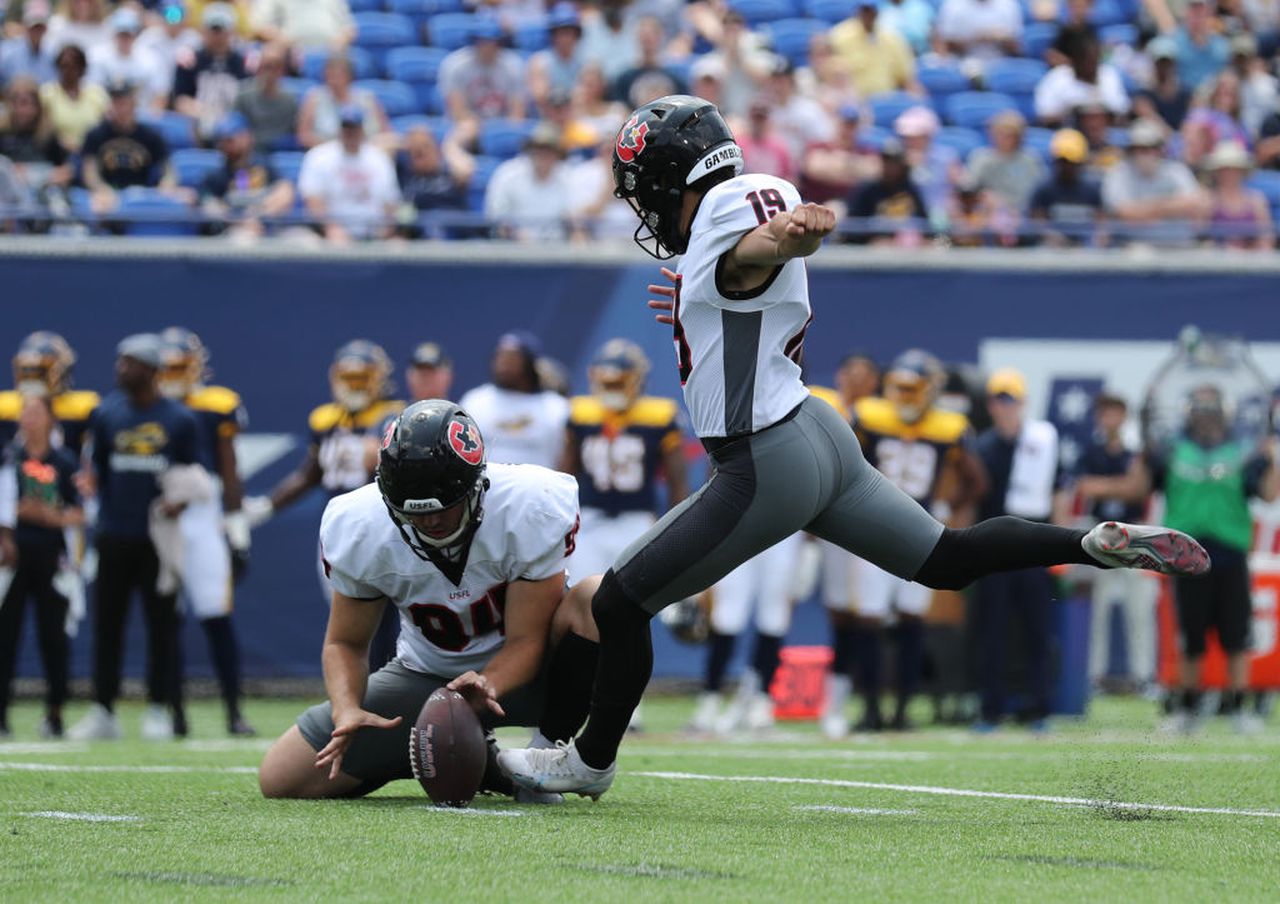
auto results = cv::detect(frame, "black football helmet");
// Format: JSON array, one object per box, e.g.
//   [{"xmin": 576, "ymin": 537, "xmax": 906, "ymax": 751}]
[
  {"xmin": 612, "ymin": 94, "xmax": 743, "ymax": 259},
  {"xmin": 376, "ymin": 400, "xmax": 489, "ymax": 569}
]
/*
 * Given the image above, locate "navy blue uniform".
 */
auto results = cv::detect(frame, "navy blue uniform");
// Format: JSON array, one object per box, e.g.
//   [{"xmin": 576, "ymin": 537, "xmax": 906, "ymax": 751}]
[{"xmin": 1077, "ymin": 439, "xmax": 1144, "ymax": 524}]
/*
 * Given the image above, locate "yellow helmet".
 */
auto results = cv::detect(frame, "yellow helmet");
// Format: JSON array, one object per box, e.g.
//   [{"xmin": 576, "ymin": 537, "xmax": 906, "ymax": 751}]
[
  {"xmin": 884, "ymin": 349, "xmax": 944, "ymax": 424},
  {"xmin": 157, "ymin": 326, "xmax": 209, "ymax": 401},
  {"xmin": 588, "ymin": 338, "xmax": 649, "ymax": 412},
  {"xmin": 330, "ymin": 339, "xmax": 392, "ymax": 412},
  {"xmin": 13, "ymin": 331, "xmax": 76, "ymax": 398}
]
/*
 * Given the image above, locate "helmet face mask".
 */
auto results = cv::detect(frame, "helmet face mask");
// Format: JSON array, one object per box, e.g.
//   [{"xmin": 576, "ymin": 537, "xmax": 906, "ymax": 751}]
[
  {"xmin": 13, "ymin": 331, "xmax": 76, "ymax": 398},
  {"xmin": 885, "ymin": 349, "xmax": 943, "ymax": 424},
  {"xmin": 158, "ymin": 327, "xmax": 208, "ymax": 401},
  {"xmin": 330, "ymin": 340, "xmax": 391, "ymax": 413},
  {"xmin": 612, "ymin": 95, "xmax": 744, "ymax": 259},
  {"xmin": 589, "ymin": 338, "xmax": 649, "ymax": 412}
]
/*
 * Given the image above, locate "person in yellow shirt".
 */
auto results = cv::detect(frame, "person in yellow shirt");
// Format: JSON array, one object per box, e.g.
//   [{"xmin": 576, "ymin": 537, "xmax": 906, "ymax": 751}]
[
  {"xmin": 829, "ymin": 0, "xmax": 921, "ymax": 99},
  {"xmin": 38, "ymin": 43, "xmax": 108, "ymax": 151}
]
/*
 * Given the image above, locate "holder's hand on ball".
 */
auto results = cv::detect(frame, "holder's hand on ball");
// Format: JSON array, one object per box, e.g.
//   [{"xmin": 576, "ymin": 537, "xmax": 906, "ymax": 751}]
[{"xmin": 447, "ymin": 671, "xmax": 505, "ymax": 717}]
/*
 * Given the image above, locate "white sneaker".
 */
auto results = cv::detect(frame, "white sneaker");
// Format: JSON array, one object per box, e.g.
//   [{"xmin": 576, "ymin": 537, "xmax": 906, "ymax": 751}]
[
  {"xmin": 687, "ymin": 692, "xmax": 722, "ymax": 733},
  {"xmin": 1233, "ymin": 711, "xmax": 1264, "ymax": 736},
  {"xmin": 821, "ymin": 711, "xmax": 850, "ymax": 740},
  {"xmin": 1159, "ymin": 711, "xmax": 1203, "ymax": 736},
  {"xmin": 497, "ymin": 739, "xmax": 615, "ymax": 800},
  {"xmin": 716, "ymin": 671, "xmax": 760, "ymax": 735},
  {"xmin": 67, "ymin": 704, "xmax": 122, "ymax": 741},
  {"xmin": 141, "ymin": 704, "xmax": 174, "ymax": 741},
  {"xmin": 1083, "ymin": 522, "xmax": 1210, "ymax": 576},
  {"xmin": 745, "ymin": 693, "xmax": 775, "ymax": 732}
]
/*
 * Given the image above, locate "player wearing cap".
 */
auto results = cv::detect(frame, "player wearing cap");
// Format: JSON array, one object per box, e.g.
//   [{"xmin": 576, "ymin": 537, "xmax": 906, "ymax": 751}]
[
  {"xmin": 1028, "ymin": 128, "xmax": 1105, "ymax": 246},
  {"xmin": 258, "ymin": 401, "xmax": 600, "ymax": 800},
  {"xmin": 459, "ymin": 332, "xmax": 570, "ymax": 470},
  {"xmin": 498, "ymin": 94, "xmax": 1211, "ymax": 798},
  {"xmin": 405, "ymin": 342, "xmax": 454, "ymax": 403}
]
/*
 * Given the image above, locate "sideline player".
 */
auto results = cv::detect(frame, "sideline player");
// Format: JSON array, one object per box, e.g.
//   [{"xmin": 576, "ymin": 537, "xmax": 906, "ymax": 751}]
[
  {"xmin": 459, "ymin": 331, "xmax": 569, "ymax": 469},
  {"xmin": 0, "ymin": 332, "xmax": 100, "ymax": 451},
  {"xmin": 157, "ymin": 328, "xmax": 255, "ymax": 736},
  {"xmin": 244, "ymin": 340, "xmax": 404, "ymax": 669},
  {"xmin": 258, "ymin": 401, "xmax": 599, "ymax": 800},
  {"xmin": 837, "ymin": 349, "xmax": 985, "ymax": 734},
  {"xmin": 499, "ymin": 94, "xmax": 1211, "ymax": 798}
]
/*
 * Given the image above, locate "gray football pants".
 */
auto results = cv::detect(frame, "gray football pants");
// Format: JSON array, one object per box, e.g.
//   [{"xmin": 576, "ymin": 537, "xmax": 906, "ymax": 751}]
[{"xmin": 613, "ymin": 395, "xmax": 946, "ymax": 615}]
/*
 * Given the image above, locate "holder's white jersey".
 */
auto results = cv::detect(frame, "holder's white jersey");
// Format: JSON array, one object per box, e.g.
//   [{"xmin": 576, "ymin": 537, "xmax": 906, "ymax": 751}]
[
  {"xmin": 458, "ymin": 384, "xmax": 570, "ymax": 468},
  {"xmin": 320, "ymin": 463, "xmax": 580, "ymax": 677},
  {"xmin": 674, "ymin": 173, "xmax": 813, "ymax": 438}
]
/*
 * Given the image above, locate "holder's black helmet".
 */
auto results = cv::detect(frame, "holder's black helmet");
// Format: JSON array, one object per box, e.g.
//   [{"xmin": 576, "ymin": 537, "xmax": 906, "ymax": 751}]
[
  {"xmin": 612, "ymin": 94, "xmax": 743, "ymax": 259},
  {"xmin": 376, "ymin": 400, "xmax": 489, "ymax": 560}
]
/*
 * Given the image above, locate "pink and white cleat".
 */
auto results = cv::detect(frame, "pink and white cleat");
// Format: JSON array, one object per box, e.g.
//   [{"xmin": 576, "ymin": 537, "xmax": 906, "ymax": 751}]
[{"xmin": 1082, "ymin": 522, "xmax": 1210, "ymax": 577}]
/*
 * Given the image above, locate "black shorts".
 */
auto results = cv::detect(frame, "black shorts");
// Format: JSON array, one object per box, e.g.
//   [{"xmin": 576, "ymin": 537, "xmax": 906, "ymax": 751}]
[
  {"xmin": 1173, "ymin": 540, "xmax": 1252, "ymax": 657},
  {"xmin": 296, "ymin": 659, "xmax": 547, "ymax": 793}
]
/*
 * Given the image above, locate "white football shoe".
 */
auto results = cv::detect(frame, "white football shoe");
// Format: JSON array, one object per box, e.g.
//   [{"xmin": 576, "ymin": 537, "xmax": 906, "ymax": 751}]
[
  {"xmin": 67, "ymin": 703, "xmax": 122, "ymax": 741},
  {"xmin": 497, "ymin": 739, "xmax": 615, "ymax": 800},
  {"xmin": 686, "ymin": 692, "xmax": 722, "ymax": 733},
  {"xmin": 1232, "ymin": 710, "xmax": 1264, "ymax": 736},
  {"xmin": 821, "ymin": 711, "xmax": 850, "ymax": 741},
  {"xmin": 1082, "ymin": 522, "xmax": 1210, "ymax": 576},
  {"xmin": 745, "ymin": 693, "xmax": 775, "ymax": 732},
  {"xmin": 141, "ymin": 704, "xmax": 174, "ymax": 741}
]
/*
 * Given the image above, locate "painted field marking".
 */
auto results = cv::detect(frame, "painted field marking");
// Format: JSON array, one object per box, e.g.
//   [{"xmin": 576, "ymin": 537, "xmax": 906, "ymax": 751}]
[
  {"xmin": 181, "ymin": 739, "xmax": 273, "ymax": 753},
  {"xmin": 634, "ymin": 771, "xmax": 1280, "ymax": 819},
  {"xmin": 420, "ymin": 806, "xmax": 524, "ymax": 817},
  {"xmin": 625, "ymin": 747, "xmax": 1267, "ymax": 765},
  {"xmin": 0, "ymin": 762, "xmax": 257, "ymax": 774},
  {"xmin": 795, "ymin": 805, "xmax": 919, "ymax": 816},
  {"xmin": 23, "ymin": 811, "xmax": 140, "ymax": 823},
  {"xmin": 0, "ymin": 742, "xmax": 89, "ymax": 755}
]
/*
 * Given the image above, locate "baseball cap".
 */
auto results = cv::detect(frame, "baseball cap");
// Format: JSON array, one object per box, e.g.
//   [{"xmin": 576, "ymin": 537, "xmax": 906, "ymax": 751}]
[
  {"xmin": 895, "ymin": 105, "xmax": 939, "ymax": 138},
  {"xmin": 497, "ymin": 330, "xmax": 543, "ymax": 358},
  {"xmin": 109, "ymin": 6, "xmax": 142, "ymax": 34},
  {"xmin": 162, "ymin": 2, "xmax": 187, "ymax": 24},
  {"xmin": 548, "ymin": 2, "xmax": 581, "ymax": 31},
  {"xmin": 213, "ymin": 111, "xmax": 250, "ymax": 141},
  {"xmin": 338, "ymin": 103, "xmax": 365, "ymax": 127},
  {"xmin": 879, "ymin": 136, "xmax": 906, "ymax": 159},
  {"xmin": 855, "ymin": 0, "xmax": 878, "ymax": 9},
  {"xmin": 1146, "ymin": 36, "xmax": 1177, "ymax": 61},
  {"xmin": 691, "ymin": 55, "xmax": 727, "ymax": 83},
  {"xmin": 1050, "ymin": 128, "xmax": 1088, "ymax": 163},
  {"xmin": 1206, "ymin": 139, "xmax": 1251, "ymax": 171},
  {"xmin": 986, "ymin": 368, "xmax": 1027, "ymax": 400},
  {"xmin": 1128, "ymin": 118, "xmax": 1164, "ymax": 148},
  {"xmin": 838, "ymin": 102, "xmax": 861, "ymax": 122},
  {"xmin": 412, "ymin": 342, "xmax": 450, "ymax": 368},
  {"xmin": 105, "ymin": 76, "xmax": 137, "ymax": 97},
  {"xmin": 117, "ymin": 333, "xmax": 164, "ymax": 369},
  {"xmin": 202, "ymin": 2, "xmax": 236, "ymax": 30},
  {"xmin": 525, "ymin": 121, "xmax": 563, "ymax": 152},
  {"xmin": 22, "ymin": 0, "xmax": 51, "ymax": 26},
  {"xmin": 472, "ymin": 16, "xmax": 503, "ymax": 42},
  {"xmin": 1230, "ymin": 32, "xmax": 1258, "ymax": 56}
]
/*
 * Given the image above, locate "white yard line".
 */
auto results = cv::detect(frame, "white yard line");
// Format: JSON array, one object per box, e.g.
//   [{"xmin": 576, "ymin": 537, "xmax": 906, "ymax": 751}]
[
  {"xmin": 634, "ymin": 771, "xmax": 1280, "ymax": 819},
  {"xmin": 419, "ymin": 806, "xmax": 524, "ymax": 817},
  {"xmin": 23, "ymin": 811, "xmax": 140, "ymax": 823},
  {"xmin": 0, "ymin": 762, "xmax": 257, "ymax": 774},
  {"xmin": 625, "ymin": 747, "xmax": 1267, "ymax": 765},
  {"xmin": 795, "ymin": 805, "xmax": 919, "ymax": 816},
  {"xmin": 0, "ymin": 742, "xmax": 89, "ymax": 755}
]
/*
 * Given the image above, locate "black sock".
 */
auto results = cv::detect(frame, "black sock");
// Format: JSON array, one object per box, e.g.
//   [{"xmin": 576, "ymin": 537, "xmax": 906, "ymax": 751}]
[
  {"xmin": 1181, "ymin": 688, "xmax": 1202, "ymax": 713},
  {"xmin": 575, "ymin": 571, "xmax": 653, "ymax": 770},
  {"xmin": 832, "ymin": 626, "xmax": 856, "ymax": 680},
  {"xmin": 893, "ymin": 620, "xmax": 924, "ymax": 720},
  {"xmin": 1224, "ymin": 690, "xmax": 1245, "ymax": 714},
  {"xmin": 704, "ymin": 631, "xmax": 736, "ymax": 693},
  {"xmin": 201, "ymin": 616, "xmax": 242, "ymax": 718},
  {"xmin": 751, "ymin": 633, "xmax": 783, "ymax": 689},
  {"xmin": 914, "ymin": 517, "xmax": 1090, "ymax": 591},
  {"xmin": 538, "ymin": 632, "xmax": 599, "ymax": 743},
  {"xmin": 850, "ymin": 624, "xmax": 882, "ymax": 719}
]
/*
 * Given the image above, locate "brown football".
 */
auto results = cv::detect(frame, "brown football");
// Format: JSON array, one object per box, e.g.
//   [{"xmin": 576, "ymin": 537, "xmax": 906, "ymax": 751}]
[{"xmin": 409, "ymin": 688, "xmax": 487, "ymax": 807}]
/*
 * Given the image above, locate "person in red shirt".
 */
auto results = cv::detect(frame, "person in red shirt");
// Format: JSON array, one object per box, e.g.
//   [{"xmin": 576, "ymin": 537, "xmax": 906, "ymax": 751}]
[
  {"xmin": 800, "ymin": 102, "xmax": 881, "ymax": 205},
  {"xmin": 737, "ymin": 97, "xmax": 796, "ymax": 183}
]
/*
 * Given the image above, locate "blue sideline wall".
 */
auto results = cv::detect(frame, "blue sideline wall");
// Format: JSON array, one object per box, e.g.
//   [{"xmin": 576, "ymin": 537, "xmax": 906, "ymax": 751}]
[{"xmin": 6, "ymin": 250, "xmax": 1278, "ymax": 684}]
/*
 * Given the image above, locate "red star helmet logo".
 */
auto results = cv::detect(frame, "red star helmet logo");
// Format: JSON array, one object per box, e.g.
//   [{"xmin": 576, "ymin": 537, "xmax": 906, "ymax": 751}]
[
  {"xmin": 615, "ymin": 115, "xmax": 649, "ymax": 164},
  {"xmin": 448, "ymin": 419, "xmax": 484, "ymax": 465}
]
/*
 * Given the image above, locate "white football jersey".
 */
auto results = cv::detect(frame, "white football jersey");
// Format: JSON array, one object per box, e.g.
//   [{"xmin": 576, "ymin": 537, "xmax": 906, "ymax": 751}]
[
  {"xmin": 675, "ymin": 173, "xmax": 813, "ymax": 438},
  {"xmin": 319, "ymin": 463, "xmax": 580, "ymax": 678},
  {"xmin": 458, "ymin": 384, "xmax": 570, "ymax": 469}
]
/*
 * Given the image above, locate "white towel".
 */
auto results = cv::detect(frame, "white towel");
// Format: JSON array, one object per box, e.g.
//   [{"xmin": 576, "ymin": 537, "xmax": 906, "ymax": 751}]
[
  {"xmin": 148, "ymin": 465, "xmax": 214, "ymax": 595},
  {"xmin": 1004, "ymin": 420, "xmax": 1059, "ymax": 521}
]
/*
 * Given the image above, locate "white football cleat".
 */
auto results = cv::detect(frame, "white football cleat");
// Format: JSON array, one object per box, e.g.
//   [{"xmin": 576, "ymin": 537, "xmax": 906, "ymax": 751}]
[
  {"xmin": 1232, "ymin": 710, "xmax": 1264, "ymax": 736},
  {"xmin": 497, "ymin": 739, "xmax": 615, "ymax": 800},
  {"xmin": 745, "ymin": 694, "xmax": 775, "ymax": 732},
  {"xmin": 821, "ymin": 711, "xmax": 850, "ymax": 741},
  {"xmin": 1082, "ymin": 522, "xmax": 1210, "ymax": 576},
  {"xmin": 686, "ymin": 692, "xmax": 722, "ymax": 733},
  {"xmin": 67, "ymin": 703, "xmax": 122, "ymax": 741},
  {"xmin": 141, "ymin": 704, "xmax": 174, "ymax": 741}
]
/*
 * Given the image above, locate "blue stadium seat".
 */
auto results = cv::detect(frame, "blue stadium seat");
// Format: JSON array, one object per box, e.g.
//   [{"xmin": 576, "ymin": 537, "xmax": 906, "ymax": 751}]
[
  {"xmin": 1107, "ymin": 126, "xmax": 1131, "ymax": 148},
  {"xmin": 391, "ymin": 114, "xmax": 452, "ymax": 144},
  {"xmin": 918, "ymin": 63, "xmax": 971, "ymax": 99},
  {"xmin": 354, "ymin": 12, "xmax": 418, "ymax": 72},
  {"xmin": 763, "ymin": 18, "xmax": 827, "ymax": 66},
  {"xmin": 1021, "ymin": 22, "xmax": 1059, "ymax": 59},
  {"xmin": 428, "ymin": 12, "xmax": 477, "ymax": 50},
  {"xmin": 478, "ymin": 120, "xmax": 536, "ymax": 159},
  {"xmin": 468, "ymin": 155, "xmax": 502, "ymax": 212},
  {"xmin": 803, "ymin": 0, "xmax": 853, "ymax": 24},
  {"xmin": 171, "ymin": 148, "xmax": 223, "ymax": 189},
  {"xmin": 728, "ymin": 0, "xmax": 797, "ymax": 26},
  {"xmin": 117, "ymin": 188, "xmax": 197, "ymax": 237},
  {"xmin": 278, "ymin": 76, "xmax": 320, "ymax": 100},
  {"xmin": 300, "ymin": 47, "xmax": 376, "ymax": 81},
  {"xmin": 142, "ymin": 112, "xmax": 196, "ymax": 151},
  {"xmin": 269, "ymin": 151, "xmax": 307, "ymax": 185},
  {"xmin": 386, "ymin": 46, "xmax": 448, "ymax": 82},
  {"xmin": 868, "ymin": 91, "xmax": 928, "ymax": 129},
  {"xmin": 514, "ymin": 17, "xmax": 550, "ymax": 52},
  {"xmin": 1249, "ymin": 171, "xmax": 1280, "ymax": 208},
  {"xmin": 1022, "ymin": 126, "xmax": 1055, "ymax": 162},
  {"xmin": 1098, "ymin": 23, "xmax": 1138, "ymax": 46},
  {"xmin": 858, "ymin": 125, "xmax": 894, "ymax": 151},
  {"xmin": 935, "ymin": 126, "xmax": 984, "ymax": 159},
  {"xmin": 387, "ymin": 0, "xmax": 435, "ymax": 33},
  {"xmin": 350, "ymin": 0, "xmax": 386, "ymax": 11},
  {"xmin": 1087, "ymin": 0, "xmax": 1128, "ymax": 26},
  {"xmin": 985, "ymin": 58, "xmax": 1047, "ymax": 93},
  {"xmin": 353, "ymin": 78, "xmax": 419, "ymax": 117},
  {"xmin": 944, "ymin": 91, "xmax": 1018, "ymax": 129}
]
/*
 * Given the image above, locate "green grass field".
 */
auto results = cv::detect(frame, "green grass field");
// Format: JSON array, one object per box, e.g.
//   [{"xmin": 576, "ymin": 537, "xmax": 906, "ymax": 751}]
[{"xmin": 2, "ymin": 695, "xmax": 1279, "ymax": 903}]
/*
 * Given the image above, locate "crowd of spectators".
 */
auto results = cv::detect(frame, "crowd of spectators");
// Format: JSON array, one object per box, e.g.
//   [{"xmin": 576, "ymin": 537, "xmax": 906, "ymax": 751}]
[{"xmin": 1, "ymin": 0, "xmax": 1279, "ymax": 246}]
